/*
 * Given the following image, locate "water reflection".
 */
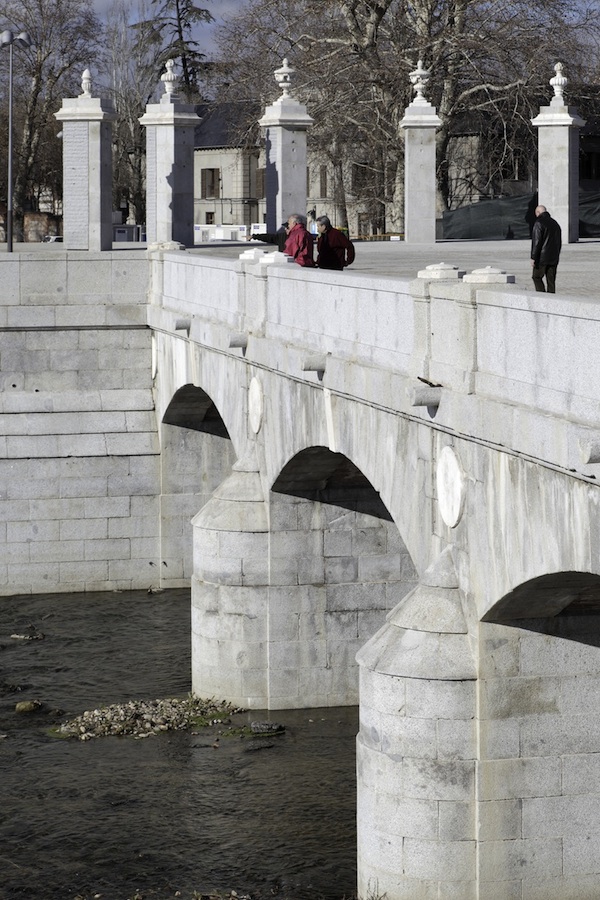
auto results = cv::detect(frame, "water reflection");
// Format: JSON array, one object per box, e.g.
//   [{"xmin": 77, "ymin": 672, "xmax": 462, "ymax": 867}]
[{"xmin": 0, "ymin": 589, "xmax": 357, "ymax": 899}]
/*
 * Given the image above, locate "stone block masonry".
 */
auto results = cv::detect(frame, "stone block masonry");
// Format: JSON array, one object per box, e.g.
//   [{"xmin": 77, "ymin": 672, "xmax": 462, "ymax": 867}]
[
  {"xmin": 0, "ymin": 251, "xmax": 177, "ymax": 595},
  {"xmin": 6, "ymin": 230, "xmax": 600, "ymax": 898},
  {"xmin": 192, "ymin": 481, "xmax": 418, "ymax": 710},
  {"xmin": 477, "ymin": 617, "xmax": 600, "ymax": 896}
]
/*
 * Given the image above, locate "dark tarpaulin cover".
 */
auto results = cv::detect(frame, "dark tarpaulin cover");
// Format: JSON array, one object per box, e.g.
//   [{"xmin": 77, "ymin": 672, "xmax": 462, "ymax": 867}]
[{"xmin": 442, "ymin": 191, "xmax": 600, "ymax": 240}]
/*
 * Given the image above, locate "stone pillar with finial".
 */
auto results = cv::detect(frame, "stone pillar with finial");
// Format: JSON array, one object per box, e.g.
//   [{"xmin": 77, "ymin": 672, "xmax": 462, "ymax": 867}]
[
  {"xmin": 54, "ymin": 69, "xmax": 116, "ymax": 250},
  {"xmin": 258, "ymin": 58, "xmax": 314, "ymax": 232},
  {"xmin": 399, "ymin": 60, "xmax": 442, "ymax": 243},
  {"xmin": 531, "ymin": 62, "xmax": 586, "ymax": 243},
  {"xmin": 139, "ymin": 59, "xmax": 199, "ymax": 247}
]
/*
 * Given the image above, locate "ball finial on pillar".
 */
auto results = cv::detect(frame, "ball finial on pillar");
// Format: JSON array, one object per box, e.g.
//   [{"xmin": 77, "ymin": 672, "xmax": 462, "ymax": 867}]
[
  {"xmin": 409, "ymin": 59, "xmax": 431, "ymax": 105},
  {"xmin": 258, "ymin": 58, "xmax": 314, "ymax": 231},
  {"xmin": 531, "ymin": 61, "xmax": 585, "ymax": 243},
  {"xmin": 139, "ymin": 59, "xmax": 198, "ymax": 246},
  {"xmin": 80, "ymin": 68, "xmax": 92, "ymax": 98},
  {"xmin": 161, "ymin": 59, "xmax": 179, "ymax": 98},
  {"xmin": 550, "ymin": 61, "xmax": 567, "ymax": 102},
  {"xmin": 55, "ymin": 70, "xmax": 116, "ymax": 250},
  {"xmin": 274, "ymin": 58, "xmax": 294, "ymax": 98},
  {"xmin": 400, "ymin": 57, "xmax": 441, "ymax": 243}
]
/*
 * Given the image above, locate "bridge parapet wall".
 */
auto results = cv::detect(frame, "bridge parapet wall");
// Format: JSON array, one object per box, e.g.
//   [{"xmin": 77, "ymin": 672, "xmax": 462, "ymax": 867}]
[
  {"xmin": 0, "ymin": 250, "xmax": 149, "ymax": 329},
  {"xmin": 151, "ymin": 250, "xmax": 600, "ymax": 479},
  {"xmin": 474, "ymin": 288, "xmax": 600, "ymax": 424}
]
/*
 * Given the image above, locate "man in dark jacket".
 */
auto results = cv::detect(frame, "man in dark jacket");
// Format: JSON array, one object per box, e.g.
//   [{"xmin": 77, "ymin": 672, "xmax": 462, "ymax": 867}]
[
  {"xmin": 530, "ymin": 205, "xmax": 562, "ymax": 293},
  {"xmin": 248, "ymin": 223, "xmax": 288, "ymax": 252},
  {"xmin": 316, "ymin": 215, "xmax": 355, "ymax": 270}
]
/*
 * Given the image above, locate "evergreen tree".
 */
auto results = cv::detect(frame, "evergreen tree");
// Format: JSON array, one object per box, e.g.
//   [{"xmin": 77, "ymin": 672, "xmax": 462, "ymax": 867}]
[{"xmin": 132, "ymin": 0, "xmax": 213, "ymax": 100}]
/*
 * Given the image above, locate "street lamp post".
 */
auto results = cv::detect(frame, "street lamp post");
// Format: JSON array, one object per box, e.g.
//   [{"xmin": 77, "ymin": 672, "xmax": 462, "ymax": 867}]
[{"xmin": 1, "ymin": 30, "xmax": 32, "ymax": 252}]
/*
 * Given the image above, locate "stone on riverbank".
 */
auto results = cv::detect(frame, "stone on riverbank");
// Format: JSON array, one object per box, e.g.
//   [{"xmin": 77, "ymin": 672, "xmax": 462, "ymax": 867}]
[
  {"xmin": 250, "ymin": 721, "xmax": 285, "ymax": 734},
  {"xmin": 10, "ymin": 624, "xmax": 45, "ymax": 641},
  {"xmin": 15, "ymin": 699, "xmax": 43, "ymax": 714},
  {"xmin": 58, "ymin": 696, "xmax": 245, "ymax": 741}
]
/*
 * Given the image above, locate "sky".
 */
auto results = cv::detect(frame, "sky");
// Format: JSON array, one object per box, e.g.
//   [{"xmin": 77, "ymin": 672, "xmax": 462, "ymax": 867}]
[{"xmin": 91, "ymin": 0, "xmax": 243, "ymax": 56}]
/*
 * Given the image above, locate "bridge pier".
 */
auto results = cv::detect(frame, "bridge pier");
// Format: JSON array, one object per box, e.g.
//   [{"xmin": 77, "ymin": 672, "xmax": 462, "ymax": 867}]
[
  {"xmin": 191, "ymin": 461, "xmax": 270, "ymax": 707},
  {"xmin": 356, "ymin": 548, "xmax": 478, "ymax": 897},
  {"xmin": 191, "ymin": 454, "xmax": 418, "ymax": 710}
]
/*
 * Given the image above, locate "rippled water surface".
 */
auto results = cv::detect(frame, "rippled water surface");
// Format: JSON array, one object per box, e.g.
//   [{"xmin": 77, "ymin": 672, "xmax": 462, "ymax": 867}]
[{"xmin": 0, "ymin": 589, "xmax": 357, "ymax": 900}]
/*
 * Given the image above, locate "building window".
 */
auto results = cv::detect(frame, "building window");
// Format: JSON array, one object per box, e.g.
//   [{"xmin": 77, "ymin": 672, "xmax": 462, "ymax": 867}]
[
  {"xmin": 201, "ymin": 168, "xmax": 220, "ymax": 199},
  {"xmin": 581, "ymin": 150, "xmax": 600, "ymax": 180},
  {"xmin": 256, "ymin": 168, "xmax": 266, "ymax": 199},
  {"xmin": 306, "ymin": 166, "xmax": 310, "ymax": 194},
  {"xmin": 352, "ymin": 163, "xmax": 369, "ymax": 195},
  {"xmin": 358, "ymin": 213, "xmax": 370, "ymax": 236},
  {"xmin": 205, "ymin": 211, "xmax": 215, "ymax": 225},
  {"xmin": 319, "ymin": 165, "xmax": 327, "ymax": 198}
]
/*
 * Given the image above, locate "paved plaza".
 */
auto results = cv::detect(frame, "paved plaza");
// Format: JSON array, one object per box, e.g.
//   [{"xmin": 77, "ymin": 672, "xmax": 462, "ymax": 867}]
[
  {"xmin": 9, "ymin": 236, "xmax": 600, "ymax": 299},
  {"xmin": 200, "ymin": 237, "xmax": 600, "ymax": 299},
  {"xmin": 356, "ymin": 238, "xmax": 600, "ymax": 297},
  {"xmin": 350, "ymin": 238, "xmax": 600, "ymax": 297}
]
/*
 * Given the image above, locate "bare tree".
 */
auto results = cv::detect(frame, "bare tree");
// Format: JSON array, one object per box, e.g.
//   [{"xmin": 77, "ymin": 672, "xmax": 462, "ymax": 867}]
[
  {"xmin": 210, "ymin": 0, "xmax": 402, "ymax": 230},
  {"xmin": 100, "ymin": 0, "xmax": 163, "ymax": 226},
  {"xmin": 210, "ymin": 0, "xmax": 599, "ymax": 231},
  {"xmin": 0, "ymin": 0, "xmax": 102, "ymax": 237},
  {"xmin": 102, "ymin": 0, "xmax": 214, "ymax": 226}
]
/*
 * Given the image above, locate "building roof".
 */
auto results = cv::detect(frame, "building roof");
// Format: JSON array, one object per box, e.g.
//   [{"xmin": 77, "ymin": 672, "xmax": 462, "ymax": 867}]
[{"xmin": 194, "ymin": 101, "xmax": 261, "ymax": 150}]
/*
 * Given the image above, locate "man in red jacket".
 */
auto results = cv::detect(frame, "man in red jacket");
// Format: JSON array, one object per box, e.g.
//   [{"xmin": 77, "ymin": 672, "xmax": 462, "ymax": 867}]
[
  {"xmin": 315, "ymin": 215, "xmax": 355, "ymax": 270},
  {"xmin": 283, "ymin": 214, "xmax": 315, "ymax": 267}
]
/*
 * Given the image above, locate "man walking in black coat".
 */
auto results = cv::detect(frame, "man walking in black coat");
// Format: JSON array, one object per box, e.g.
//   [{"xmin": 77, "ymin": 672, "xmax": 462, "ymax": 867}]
[
  {"xmin": 530, "ymin": 205, "xmax": 562, "ymax": 293},
  {"xmin": 315, "ymin": 215, "xmax": 355, "ymax": 270}
]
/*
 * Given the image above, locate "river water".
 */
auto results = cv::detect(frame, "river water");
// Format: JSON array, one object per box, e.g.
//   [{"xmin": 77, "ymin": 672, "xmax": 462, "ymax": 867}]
[{"xmin": 0, "ymin": 589, "xmax": 357, "ymax": 900}]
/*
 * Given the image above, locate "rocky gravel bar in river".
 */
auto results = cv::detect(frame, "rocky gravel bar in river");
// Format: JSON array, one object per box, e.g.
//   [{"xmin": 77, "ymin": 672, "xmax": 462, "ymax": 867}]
[{"xmin": 58, "ymin": 695, "xmax": 245, "ymax": 741}]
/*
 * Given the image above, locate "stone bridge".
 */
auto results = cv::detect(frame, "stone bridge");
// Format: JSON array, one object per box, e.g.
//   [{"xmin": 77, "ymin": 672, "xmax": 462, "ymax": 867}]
[{"xmin": 3, "ymin": 243, "xmax": 600, "ymax": 898}]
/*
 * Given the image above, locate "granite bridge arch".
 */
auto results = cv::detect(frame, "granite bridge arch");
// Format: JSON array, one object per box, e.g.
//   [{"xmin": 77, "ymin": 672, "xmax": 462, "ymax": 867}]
[
  {"xmin": 4, "ymin": 244, "xmax": 600, "ymax": 897},
  {"xmin": 147, "ymin": 246, "xmax": 600, "ymax": 898}
]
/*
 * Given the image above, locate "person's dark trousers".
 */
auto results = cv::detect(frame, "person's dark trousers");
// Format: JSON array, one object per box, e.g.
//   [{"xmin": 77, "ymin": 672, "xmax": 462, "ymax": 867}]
[{"xmin": 532, "ymin": 263, "xmax": 558, "ymax": 293}]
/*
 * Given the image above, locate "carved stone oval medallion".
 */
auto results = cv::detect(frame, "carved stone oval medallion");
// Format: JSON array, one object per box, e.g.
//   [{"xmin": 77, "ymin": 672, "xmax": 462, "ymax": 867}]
[
  {"xmin": 248, "ymin": 376, "xmax": 263, "ymax": 434},
  {"xmin": 436, "ymin": 445, "xmax": 466, "ymax": 528}
]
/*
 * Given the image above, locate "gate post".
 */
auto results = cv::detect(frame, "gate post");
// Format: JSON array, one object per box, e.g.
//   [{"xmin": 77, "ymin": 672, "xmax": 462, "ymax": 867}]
[
  {"xmin": 139, "ymin": 61, "xmax": 199, "ymax": 247},
  {"xmin": 531, "ymin": 63, "xmax": 585, "ymax": 243},
  {"xmin": 258, "ymin": 59, "xmax": 314, "ymax": 233},
  {"xmin": 55, "ymin": 69, "xmax": 116, "ymax": 251},
  {"xmin": 400, "ymin": 60, "xmax": 441, "ymax": 244}
]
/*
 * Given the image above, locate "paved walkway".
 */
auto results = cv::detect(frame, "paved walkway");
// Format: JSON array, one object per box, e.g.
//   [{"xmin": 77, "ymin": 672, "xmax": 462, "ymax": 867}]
[
  {"xmin": 348, "ymin": 238, "xmax": 600, "ymax": 299},
  {"xmin": 237, "ymin": 238, "xmax": 600, "ymax": 300},
  {"xmin": 187, "ymin": 237, "xmax": 600, "ymax": 299},
  {"xmin": 11, "ymin": 237, "xmax": 600, "ymax": 300}
]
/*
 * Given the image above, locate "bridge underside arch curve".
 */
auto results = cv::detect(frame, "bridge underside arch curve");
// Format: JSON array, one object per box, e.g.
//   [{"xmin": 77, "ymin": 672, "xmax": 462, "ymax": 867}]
[
  {"xmin": 162, "ymin": 384, "xmax": 230, "ymax": 439},
  {"xmin": 483, "ymin": 570, "xmax": 600, "ymax": 621},
  {"xmin": 191, "ymin": 444, "xmax": 418, "ymax": 710},
  {"xmin": 272, "ymin": 446, "xmax": 393, "ymax": 520},
  {"xmin": 475, "ymin": 571, "xmax": 600, "ymax": 898},
  {"xmin": 159, "ymin": 382, "xmax": 236, "ymax": 587}
]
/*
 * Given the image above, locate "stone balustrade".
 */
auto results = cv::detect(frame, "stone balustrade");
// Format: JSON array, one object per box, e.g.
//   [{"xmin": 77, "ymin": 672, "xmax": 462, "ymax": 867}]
[{"xmin": 148, "ymin": 248, "xmax": 600, "ymax": 478}]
